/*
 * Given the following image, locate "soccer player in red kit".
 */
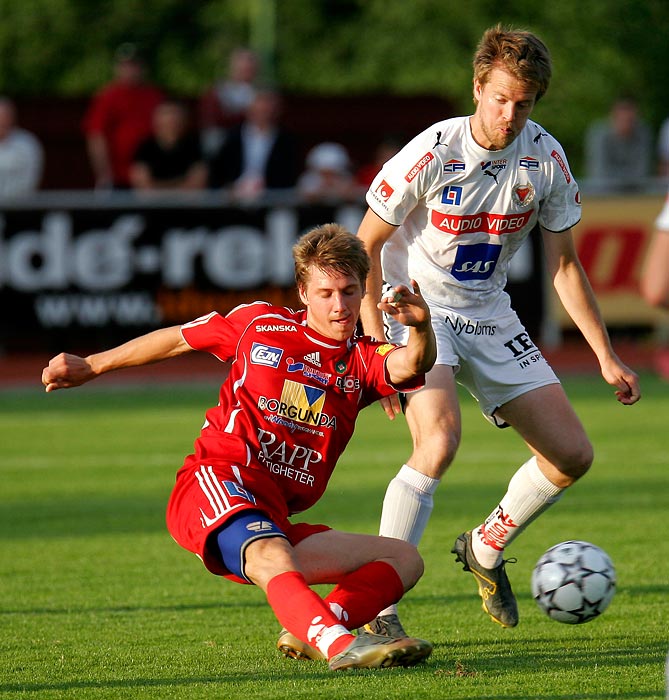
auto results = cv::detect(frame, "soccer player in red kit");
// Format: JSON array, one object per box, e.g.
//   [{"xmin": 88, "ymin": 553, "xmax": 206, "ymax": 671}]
[{"xmin": 41, "ymin": 224, "xmax": 437, "ymax": 671}]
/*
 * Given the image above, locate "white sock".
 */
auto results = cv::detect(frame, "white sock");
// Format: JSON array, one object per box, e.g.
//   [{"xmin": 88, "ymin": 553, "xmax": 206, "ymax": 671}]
[
  {"xmin": 377, "ymin": 464, "xmax": 440, "ymax": 617},
  {"xmin": 312, "ymin": 622, "xmax": 352, "ymax": 658},
  {"xmin": 472, "ymin": 456, "xmax": 564, "ymax": 569}
]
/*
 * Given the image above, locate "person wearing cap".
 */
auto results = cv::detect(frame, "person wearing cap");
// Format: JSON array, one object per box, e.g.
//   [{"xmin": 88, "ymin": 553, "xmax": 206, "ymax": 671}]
[
  {"xmin": 297, "ymin": 142, "xmax": 361, "ymax": 202},
  {"xmin": 82, "ymin": 43, "xmax": 164, "ymax": 190}
]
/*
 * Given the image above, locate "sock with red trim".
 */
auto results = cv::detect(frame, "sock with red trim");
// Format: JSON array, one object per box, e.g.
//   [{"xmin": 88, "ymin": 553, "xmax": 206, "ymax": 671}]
[{"xmin": 473, "ymin": 456, "xmax": 564, "ymax": 568}]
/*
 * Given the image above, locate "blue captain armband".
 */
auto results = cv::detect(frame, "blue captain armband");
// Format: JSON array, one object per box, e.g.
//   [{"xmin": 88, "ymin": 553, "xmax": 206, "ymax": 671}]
[{"xmin": 215, "ymin": 510, "xmax": 287, "ymax": 582}]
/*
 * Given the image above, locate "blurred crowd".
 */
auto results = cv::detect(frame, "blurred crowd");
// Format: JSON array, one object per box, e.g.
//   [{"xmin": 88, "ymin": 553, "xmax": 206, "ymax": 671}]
[
  {"xmin": 0, "ymin": 45, "xmax": 397, "ymax": 203},
  {"xmin": 2, "ymin": 44, "xmax": 669, "ymax": 203}
]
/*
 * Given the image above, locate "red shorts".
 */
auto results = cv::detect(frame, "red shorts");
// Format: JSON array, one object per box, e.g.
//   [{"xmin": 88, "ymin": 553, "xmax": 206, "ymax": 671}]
[{"xmin": 166, "ymin": 457, "xmax": 330, "ymax": 583}]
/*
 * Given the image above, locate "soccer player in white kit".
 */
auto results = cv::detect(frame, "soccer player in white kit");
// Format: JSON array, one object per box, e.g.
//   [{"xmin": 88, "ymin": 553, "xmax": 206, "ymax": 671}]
[{"xmin": 357, "ymin": 25, "xmax": 641, "ymax": 633}]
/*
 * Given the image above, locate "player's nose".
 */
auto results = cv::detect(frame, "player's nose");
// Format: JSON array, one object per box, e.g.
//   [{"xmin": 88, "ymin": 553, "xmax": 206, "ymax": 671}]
[
  {"xmin": 332, "ymin": 292, "xmax": 346, "ymax": 311},
  {"xmin": 502, "ymin": 103, "xmax": 516, "ymax": 122}
]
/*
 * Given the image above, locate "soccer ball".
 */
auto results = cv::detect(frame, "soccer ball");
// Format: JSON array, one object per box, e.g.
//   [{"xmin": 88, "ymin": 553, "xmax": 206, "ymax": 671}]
[{"xmin": 531, "ymin": 540, "xmax": 616, "ymax": 624}]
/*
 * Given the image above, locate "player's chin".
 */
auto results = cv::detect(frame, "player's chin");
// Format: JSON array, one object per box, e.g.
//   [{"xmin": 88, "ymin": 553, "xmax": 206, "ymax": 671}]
[
  {"xmin": 332, "ymin": 318, "xmax": 354, "ymax": 338},
  {"xmin": 496, "ymin": 134, "xmax": 516, "ymax": 149}
]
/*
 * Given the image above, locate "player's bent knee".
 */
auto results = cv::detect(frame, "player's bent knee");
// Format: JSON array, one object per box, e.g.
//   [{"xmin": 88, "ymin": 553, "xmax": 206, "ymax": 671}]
[
  {"xmin": 413, "ymin": 430, "xmax": 459, "ymax": 476},
  {"xmin": 388, "ymin": 540, "xmax": 424, "ymax": 590},
  {"xmin": 557, "ymin": 440, "xmax": 594, "ymax": 480}
]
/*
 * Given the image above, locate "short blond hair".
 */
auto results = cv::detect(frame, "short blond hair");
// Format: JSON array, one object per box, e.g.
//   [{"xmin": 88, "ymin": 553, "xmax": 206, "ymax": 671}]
[
  {"xmin": 473, "ymin": 25, "xmax": 552, "ymax": 102},
  {"xmin": 293, "ymin": 223, "xmax": 370, "ymax": 290}
]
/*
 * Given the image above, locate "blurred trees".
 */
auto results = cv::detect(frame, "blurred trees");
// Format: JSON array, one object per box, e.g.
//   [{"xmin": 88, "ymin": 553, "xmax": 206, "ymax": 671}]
[{"xmin": 0, "ymin": 0, "xmax": 667, "ymax": 176}]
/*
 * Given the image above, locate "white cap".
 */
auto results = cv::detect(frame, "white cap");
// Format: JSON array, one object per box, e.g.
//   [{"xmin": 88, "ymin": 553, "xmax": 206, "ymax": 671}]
[{"xmin": 306, "ymin": 142, "xmax": 350, "ymax": 172}]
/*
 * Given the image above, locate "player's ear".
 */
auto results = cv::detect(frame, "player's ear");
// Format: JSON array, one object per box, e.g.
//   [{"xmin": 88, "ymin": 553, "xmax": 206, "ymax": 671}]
[
  {"xmin": 297, "ymin": 284, "xmax": 308, "ymax": 305},
  {"xmin": 473, "ymin": 78, "xmax": 482, "ymax": 103}
]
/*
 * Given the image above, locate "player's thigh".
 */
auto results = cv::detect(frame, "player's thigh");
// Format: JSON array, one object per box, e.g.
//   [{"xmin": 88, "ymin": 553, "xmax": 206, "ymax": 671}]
[
  {"xmin": 293, "ymin": 529, "xmax": 421, "ymax": 589},
  {"xmin": 404, "ymin": 364, "xmax": 462, "ymax": 467},
  {"xmin": 496, "ymin": 383, "xmax": 593, "ymax": 475}
]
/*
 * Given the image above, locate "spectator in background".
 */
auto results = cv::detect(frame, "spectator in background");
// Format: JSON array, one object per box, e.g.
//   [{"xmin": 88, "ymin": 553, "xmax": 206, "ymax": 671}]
[
  {"xmin": 129, "ymin": 99, "xmax": 207, "ymax": 192},
  {"xmin": 199, "ymin": 47, "xmax": 260, "ymax": 159},
  {"xmin": 0, "ymin": 97, "xmax": 43, "ymax": 199},
  {"xmin": 584, "ymin": 95, "xmax": 653, "ymax": 192},
  {"xmin": 657, "ymin": 117, "xmax": 669, "ymax": 178},
  {"xmin": 356, "ymin": 136, "xmax": 404, "ymax": 189},
  {"xmin": 297, "ymin": 142, "xmax": 359, "ymax": 202},
  {"xmin": 208, "ymin": 88, "xmax": 298, "ymax": 200},
  {"xmin": 83, "ymin": 43, "xmax": 164, "ymax": 190}
]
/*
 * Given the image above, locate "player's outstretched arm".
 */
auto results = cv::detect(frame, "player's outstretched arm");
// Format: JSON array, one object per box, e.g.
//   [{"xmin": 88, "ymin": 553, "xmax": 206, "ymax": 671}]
[
  {"xmin": 41, "ymin": 326, "xmax": 191, "ymax": 392},
  {"xmin": 542, "ymin": 227, "xmax": 641, "ymax": 405},
  {"xmin": 383, "ymin": 280, "xmax": 437, "ymax": 386}
]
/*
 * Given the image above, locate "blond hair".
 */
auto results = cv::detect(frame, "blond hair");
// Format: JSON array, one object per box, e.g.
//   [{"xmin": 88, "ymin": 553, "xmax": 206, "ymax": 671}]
[
  {"xmin": 473, "ymin": 25, "xmax": 552, "ymax": 102},
  {"xmin": 293, "ymin": 223, "xmax": 370, "ymax": 290}
]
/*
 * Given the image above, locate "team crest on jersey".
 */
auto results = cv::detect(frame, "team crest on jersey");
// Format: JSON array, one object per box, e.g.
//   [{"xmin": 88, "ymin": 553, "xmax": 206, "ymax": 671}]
[
  {"xmin": 335, "ymin": 360, "xmax": 348, "ymax": 374},
  {"xmin": 441, "ymin": 185, "xmax": 463, "ymax": 206},
  {"xmin": 512, "ymin": 182, "xmax": 535, "ymax": 207}
]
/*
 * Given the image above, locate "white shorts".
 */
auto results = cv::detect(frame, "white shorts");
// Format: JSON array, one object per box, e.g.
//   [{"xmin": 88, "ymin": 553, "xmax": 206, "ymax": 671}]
[{"xmin": 385, "ymin": 292, "xmax": 560, "ymax": 427}]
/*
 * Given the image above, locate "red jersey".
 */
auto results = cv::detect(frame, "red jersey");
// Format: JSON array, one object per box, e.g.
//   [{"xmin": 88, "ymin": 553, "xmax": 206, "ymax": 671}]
[{"xmin": 179, "ymin": 302, "xmax": 423, "ymax": 515}]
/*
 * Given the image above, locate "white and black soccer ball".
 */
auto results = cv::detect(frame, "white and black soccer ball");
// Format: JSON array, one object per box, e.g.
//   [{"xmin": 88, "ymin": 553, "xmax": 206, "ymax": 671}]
[{"xmin": 531, "ymin": 540, "xmax": 616, "ymax": 624}]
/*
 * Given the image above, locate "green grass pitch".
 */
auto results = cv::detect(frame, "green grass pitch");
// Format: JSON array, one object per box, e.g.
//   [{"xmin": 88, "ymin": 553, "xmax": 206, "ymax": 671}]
[{"xmin": 1, "ymin": 373, "xmax": 667, "ymax": 699}]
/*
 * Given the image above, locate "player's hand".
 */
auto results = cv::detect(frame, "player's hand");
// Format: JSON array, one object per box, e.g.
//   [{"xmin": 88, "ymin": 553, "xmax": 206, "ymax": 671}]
[
  {"xmin": 600, "ymin": 355, "xmax": 641, "ymax": 405},
  {"xmin": 379, "ymin": 393, "xmax": 402, "ymax": 420},
  {"xmin": 377, "ymin": 279, "xmax": 431, "ymax": 328},
  {"xmin": 42, "ymin": 352, "xmax": 95, "ymax": 392}
]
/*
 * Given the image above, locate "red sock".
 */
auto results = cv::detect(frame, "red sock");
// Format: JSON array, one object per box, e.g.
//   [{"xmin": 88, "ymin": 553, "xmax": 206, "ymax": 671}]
[
  {"xmin": 266, "ymin": 571, "xmax": 354, "ymax": 658},
  {"xmin": 324, "ymin": 561, "xmax": 405, "ymax": 629}
]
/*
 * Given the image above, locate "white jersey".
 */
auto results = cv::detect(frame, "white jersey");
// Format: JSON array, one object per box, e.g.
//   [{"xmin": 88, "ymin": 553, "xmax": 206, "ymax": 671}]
[{"xmin": 366, "ymin": 116, "xmax": 581, "ymax": 315}]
